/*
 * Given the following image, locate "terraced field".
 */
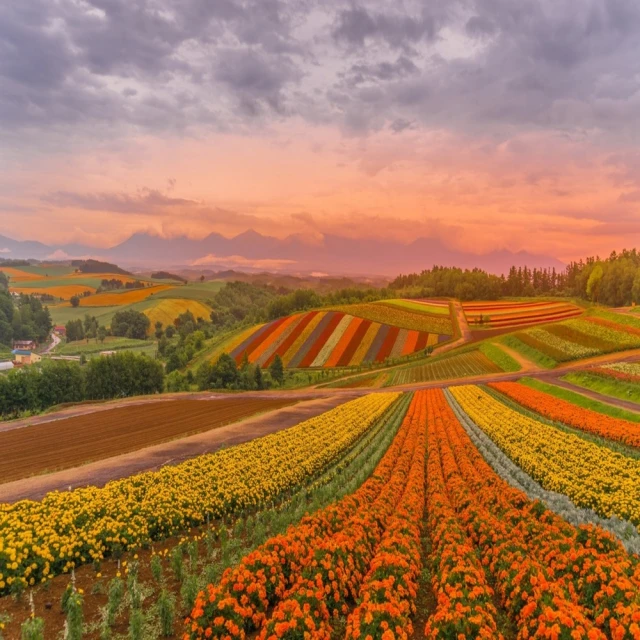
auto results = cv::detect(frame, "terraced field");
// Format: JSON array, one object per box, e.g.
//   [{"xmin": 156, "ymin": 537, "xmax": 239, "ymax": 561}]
[
  {"xmin": 228, "ymin": 306, "xmax": 451, "ymax": 369},
  {"xmin": 500, "ymin": 313, "xmax": 640, "ymax": 366},
  {"xmin": 463, "ymin": 299, "xmax": 582, "ymax": 329}
]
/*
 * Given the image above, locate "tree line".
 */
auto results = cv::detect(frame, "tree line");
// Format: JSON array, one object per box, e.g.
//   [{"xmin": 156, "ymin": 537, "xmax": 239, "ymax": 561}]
[
  {"xmin": 0, "ymin": 352, "xmax": 164, "ymax": 418},
  {"xmin": 388, "ymin": 250, "xmax": 640, "ymax": 305}
]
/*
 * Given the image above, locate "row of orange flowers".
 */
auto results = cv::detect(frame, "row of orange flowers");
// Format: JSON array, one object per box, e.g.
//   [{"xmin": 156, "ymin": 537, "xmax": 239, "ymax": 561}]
[
  {"xmin": 429, "ymin": 389, "xmax": 604, "ymax": 638},
  {"xmin": 259, "ymin": 392, "xmax": 426, "ymax": 639},
  {"xmin": 437, "ymin": 388, "xmax": 640, "ymax": 638},
  {"xmin": 185, "ymin": 393, "xmax": 421, "ymax": 639},
  {"xmin": 423, "ymin": 390, "xmax": 502, "ymax": 637},
  {"xmin": 342, "ymin": 392, "xmax": 425, "ymax": 639},
  {"xmin": 489, "ymin": 380, "xmax": 640, "ymax": 448}
]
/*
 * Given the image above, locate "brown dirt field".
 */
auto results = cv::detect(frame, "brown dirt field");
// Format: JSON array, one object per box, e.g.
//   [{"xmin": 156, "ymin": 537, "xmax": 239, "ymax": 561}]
[
  {"xmin": 0, "ymin": 395, "xmax": 355, "ymax": 503},
  {"xmin": 0, "ymin": 398, "xmax": 294, "ymax": 485}
]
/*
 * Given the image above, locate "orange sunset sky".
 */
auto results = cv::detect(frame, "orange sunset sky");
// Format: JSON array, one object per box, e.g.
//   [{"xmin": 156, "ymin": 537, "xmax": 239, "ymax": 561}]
[{"xmin": 2, "ymin": 0, "xmax": 640, "ymax": 263}]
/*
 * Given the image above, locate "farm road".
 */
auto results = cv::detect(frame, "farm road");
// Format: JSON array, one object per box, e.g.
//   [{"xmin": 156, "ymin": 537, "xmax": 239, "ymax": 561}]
[{"xmin": 0, "ymin": 394, "xmax": 357, "ymax": 503}]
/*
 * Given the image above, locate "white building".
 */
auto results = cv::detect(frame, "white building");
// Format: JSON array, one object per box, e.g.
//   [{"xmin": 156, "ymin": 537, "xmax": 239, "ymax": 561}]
[{"xmin": 0, "ymin": 361, "xmax": 14, "ymax": 372}]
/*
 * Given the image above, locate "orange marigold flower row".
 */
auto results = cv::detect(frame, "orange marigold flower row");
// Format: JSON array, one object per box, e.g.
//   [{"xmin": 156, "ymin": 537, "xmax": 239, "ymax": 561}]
[{"xmin": 436, "ymin": 388, "xmax": 640, "ymax": 637}]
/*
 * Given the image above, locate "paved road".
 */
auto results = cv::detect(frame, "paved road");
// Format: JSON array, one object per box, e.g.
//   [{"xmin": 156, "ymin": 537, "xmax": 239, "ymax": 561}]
[{"xmin": 41, "ymin": 331, "xmax": 61, "ymax": 355}]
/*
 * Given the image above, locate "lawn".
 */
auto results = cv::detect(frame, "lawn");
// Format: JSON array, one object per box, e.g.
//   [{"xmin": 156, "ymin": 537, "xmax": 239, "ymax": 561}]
[
  {"xmin": 55, "ymin": 336, "xmax": 156, "ymax": 356},
  {"xmin": 499, "ymin": 334, "xmax": 558, "ymax": 369}
]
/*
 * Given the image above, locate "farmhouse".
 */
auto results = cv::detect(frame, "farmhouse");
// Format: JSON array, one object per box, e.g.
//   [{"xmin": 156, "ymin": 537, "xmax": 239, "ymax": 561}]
[
  {"xmin": 12, "ymin": 350, "xmax": 42, "ymax": 366},
  {"xmin": 54, "ymin": 325, "xmax": 67, "ymax": 336},
  {"xmin": 13, "ymin": 339, "xmax": 37, "ymax": 351}
]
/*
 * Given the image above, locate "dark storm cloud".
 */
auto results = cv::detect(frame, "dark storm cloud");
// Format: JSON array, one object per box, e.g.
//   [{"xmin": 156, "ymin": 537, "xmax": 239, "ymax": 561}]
[{"xmin": 1, "ymin": 0, "xmax": 640, "ymax": 142}]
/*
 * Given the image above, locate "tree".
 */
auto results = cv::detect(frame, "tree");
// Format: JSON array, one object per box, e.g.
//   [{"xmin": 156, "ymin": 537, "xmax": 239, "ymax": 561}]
[
  {"xmin": 254, "ymin": 364, "xmax": 264, "ymax": 390},
  {"xmin": 155, "ymin": 321, "xmax": 164, "ymax": 340},
  {"xmin": 269, "ymin": 355, "xmax": 285, "ymax": 386},
  {"xmin": 165, "ymin": 325, "xmax": 176, "ymax": 339},
  {"xmin": 111, "ymin": 309, "xmax": 150, "ymax": 340},
  {"xmin": 97, "ymin": 326, "xmax": 107, "ymax": 344},
  {"xmin": 586, "ymin": 264, "xmax": 604, "ymax": 302},
  {"xmin": 200, "ymin": 275, "xmax": 205, "ymax": 283},
  {"xmin": 70, "ymin": 295, "xmax": 80, "ymax": 308}
]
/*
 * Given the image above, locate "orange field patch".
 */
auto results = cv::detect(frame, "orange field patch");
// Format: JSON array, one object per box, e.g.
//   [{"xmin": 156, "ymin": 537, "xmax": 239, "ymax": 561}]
[
  {"xmin": 11, "ymin": 285, "xmax": 97, "ymax": 299},
  {"xmin": 74, "ymin": 285, "xmax": 175, "ymax": 306},
  {"xmin": 0, "ymin": 267, "xmax": 42, "ymax": 282}
]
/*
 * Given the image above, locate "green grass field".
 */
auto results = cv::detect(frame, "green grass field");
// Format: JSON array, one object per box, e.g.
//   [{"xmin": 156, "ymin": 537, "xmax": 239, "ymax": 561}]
[
  {"xmin": 55, "ymin": 336, "xmax": 157, "ymax": 356},
  {"xmin": 479, "ymin": 342, "xmax": 521, "ymax": 372},
  {"xmin": 499, "ymin": 334, "xmax": 558, "ymax": 369},
  {"xmin": 151, "ymin": 281, "xmax": 224, "ymax": 301},
  {"xmin": 14, "ymin": 276, "xmax": 107, "ymax": 289},
  {"xmin": 49, "ymin": 305, "xmax": 123, "ymax": 326},
  {"xmin": 16, "ymin": 265, "xmax": 76, "ymax": 277},
  {"xmin": 562, "ymin": 371, "xmax": 640, "ymax": 405},
  {"xmin": 520, "ymin": 376, "xmax": 640, "ymax": 423}
]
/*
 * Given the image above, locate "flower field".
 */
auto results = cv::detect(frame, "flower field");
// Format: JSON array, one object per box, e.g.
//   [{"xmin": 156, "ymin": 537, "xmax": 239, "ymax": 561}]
[
  {"xmin": 10, "ymin": 284, "xmax": 97, "ymax": 299},
  {"xmin": 186, "ymin": 390, "xmax": 426, "ymax": 639},
  {"xmin": 72, "ymin": 284, "xmax": 175, "ymax": 307},
  {"xmin": 591, "ymin": 361, "xmax": 640, "ymax": 383},
  {"xmin": 489, "ymin": 380, "xmax": 640, "ymax": 447},
  {"xmin": 462, "ymin": 300, "xmax": 582, "ymax": 329},
  {"xmin": 374, "ymin": 298, "xmax": 452, "ymax": 316},
  {"xmin": 328, "ymin": 301, "xmax": 454, "ymax": 334},
  {"xmin": 383, "ymin": 348, "xmax": 501, "ymax": 386},
  {"xmin": 451, "ymin": 385, "xmax": 640, "ymax": 528},
  {"xmin": 228, "ymin": 309, "xmax": 451, "ymax": 369},
  {"xmin": 504, "ymin": 314, "xmax": 640, "ymax": 365},
  {"xmin": 142, "ymin": 298, "xmax": 212, "ymax": 329},
  {"xmin": 425, "ymin": 388, "xmax": 640, "ymax": 638},
  {"xmin": 0, "ymin": 393, "xmax": 398, "ymax": 595}
]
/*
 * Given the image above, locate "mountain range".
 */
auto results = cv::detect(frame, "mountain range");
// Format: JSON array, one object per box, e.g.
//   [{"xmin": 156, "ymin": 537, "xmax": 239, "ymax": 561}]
[{"xmin": 0, "ymin": 231, "xmax": 565, "ymax": 276}]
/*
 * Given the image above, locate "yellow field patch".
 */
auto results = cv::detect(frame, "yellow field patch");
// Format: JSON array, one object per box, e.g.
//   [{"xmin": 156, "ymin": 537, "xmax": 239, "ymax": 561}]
[
  {"xmin": 78, "ymin": 285, "xmax": 175, "ymax": 307},
  {"xmin": 11, "ymin": 285, "xmax": 96, "ymax": 299},
  {"xmin": 0, "ymin": 267, "xmax": 42, "ymax": 282},
  {"xmin": 144, "ymin": 299, "xmax": 212, "ymax": 330}
]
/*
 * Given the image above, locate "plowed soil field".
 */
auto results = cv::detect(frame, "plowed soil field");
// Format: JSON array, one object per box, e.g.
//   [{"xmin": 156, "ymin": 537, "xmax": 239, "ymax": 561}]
[{"xmin": 0, "ymin": 398, "xmax": 294, "ymax": 484}]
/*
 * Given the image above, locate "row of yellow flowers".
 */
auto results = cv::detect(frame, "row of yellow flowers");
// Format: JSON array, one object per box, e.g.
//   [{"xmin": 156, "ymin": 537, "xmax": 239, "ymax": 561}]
[
  {"xmin": 451, "ymin": 385, "xmax": 640, "ymax": 528},
  {"xmin": 0, "ymin": 393, "xmax": 399, "ymax": 595}
]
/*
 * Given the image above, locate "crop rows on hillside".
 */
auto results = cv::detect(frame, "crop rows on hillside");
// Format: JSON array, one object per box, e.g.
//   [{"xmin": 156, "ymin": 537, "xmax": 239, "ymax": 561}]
[
  {"xmin": 230, "ymin": 309, "xmax": 450, "ymax": 369},
  {"xmin": 463, "ymin": 300, "xmax": 582, "ymax": 329}
]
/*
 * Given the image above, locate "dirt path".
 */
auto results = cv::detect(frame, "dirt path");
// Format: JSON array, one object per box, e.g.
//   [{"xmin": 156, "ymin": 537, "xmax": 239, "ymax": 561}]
[
  {"xmin": 496, "ymin": 343, "xmax": 538, "ymax": 372},
  {"xmin": 0, "ymin": 395, "xmax": 355, "ymax": 503},
  {"xmin": 431, "ymin": 301, "xmax": 471, "ymax": 357},
  {"xmin": 535, "ymin": 375, "xmax": 640, "ymax": 414}
]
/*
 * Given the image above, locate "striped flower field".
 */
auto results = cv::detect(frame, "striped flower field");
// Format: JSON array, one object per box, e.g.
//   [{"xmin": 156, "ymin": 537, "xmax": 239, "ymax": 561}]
[{"xmin": 228, "ymin": 310, "xmax": 450, "ymax": 368}]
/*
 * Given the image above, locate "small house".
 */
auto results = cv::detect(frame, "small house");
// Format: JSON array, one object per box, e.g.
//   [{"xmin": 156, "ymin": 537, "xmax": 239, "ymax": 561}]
[
  {"xmin": 54, "ymin": 325, "xmax": 67, "ymax": 336},
  {"xmin": 12, "ymin": 350, "xmax": 42, "ymax": 365}
]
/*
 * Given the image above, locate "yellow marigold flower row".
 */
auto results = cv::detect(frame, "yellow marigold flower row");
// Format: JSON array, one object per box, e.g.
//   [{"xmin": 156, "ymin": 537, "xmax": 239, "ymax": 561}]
[
  {"xmin": 0, "ymin": 392, "xmax": 399, "ymax": 594},
  {"xmin": 450, "ymin": 385, "xmax": 640, "ymax": 529}
]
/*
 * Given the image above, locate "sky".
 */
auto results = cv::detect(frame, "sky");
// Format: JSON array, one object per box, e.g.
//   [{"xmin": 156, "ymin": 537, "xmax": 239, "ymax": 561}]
[{"xmin": 1, "ymin": 0, "xmax": 640, "ymax": 262}]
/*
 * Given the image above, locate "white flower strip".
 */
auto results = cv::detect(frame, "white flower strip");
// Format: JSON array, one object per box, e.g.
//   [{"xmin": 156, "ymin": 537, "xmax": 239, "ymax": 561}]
[
  {"xmin": 444, "ymin": 388, "xmax": 640, "ymax": 554},
  {"xmin": 310, "ymin": 314, "xmax": 354, "ymax": 367}
]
